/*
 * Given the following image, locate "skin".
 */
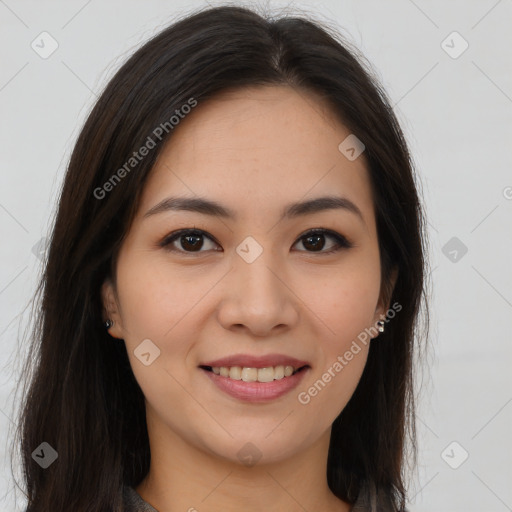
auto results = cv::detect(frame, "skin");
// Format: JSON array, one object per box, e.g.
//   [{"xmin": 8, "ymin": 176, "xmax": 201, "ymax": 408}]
[{"xmin": 102, "ymin": 85, "xmax": 397, "ymax": 512}]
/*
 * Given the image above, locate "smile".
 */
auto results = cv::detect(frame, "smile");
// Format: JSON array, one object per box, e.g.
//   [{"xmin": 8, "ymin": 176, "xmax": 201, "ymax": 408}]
[{"xmin": 199, "ymin": 365, "xmax": 310, "ymax": 402}]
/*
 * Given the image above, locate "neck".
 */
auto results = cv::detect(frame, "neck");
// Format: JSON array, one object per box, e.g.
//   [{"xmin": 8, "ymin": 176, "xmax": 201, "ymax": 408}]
[{"xmin": 135, "ymin": 407, "xmax": 351, "ymax": 512}]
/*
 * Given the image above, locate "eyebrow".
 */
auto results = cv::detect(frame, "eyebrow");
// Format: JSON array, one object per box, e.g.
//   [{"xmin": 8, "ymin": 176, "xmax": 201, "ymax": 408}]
[{"xmin": 143, "ymin": 195, "xmax": 365, "ymax": 224}]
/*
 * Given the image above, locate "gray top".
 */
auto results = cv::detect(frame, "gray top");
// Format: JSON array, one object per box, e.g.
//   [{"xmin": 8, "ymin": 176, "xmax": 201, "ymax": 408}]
[
  {"xmin": 122, "ymin": 482, "xmax": 404, "ymax": 511},
  {"xmin": 123, "ymin": 486, "xmax": 158, "ymax": 512}
]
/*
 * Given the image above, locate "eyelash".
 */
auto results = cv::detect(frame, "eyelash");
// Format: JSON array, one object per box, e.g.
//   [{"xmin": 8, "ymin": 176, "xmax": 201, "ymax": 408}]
[{"xmin": 159, "ymin": 228, "xmax": 353, "ymax": 255}]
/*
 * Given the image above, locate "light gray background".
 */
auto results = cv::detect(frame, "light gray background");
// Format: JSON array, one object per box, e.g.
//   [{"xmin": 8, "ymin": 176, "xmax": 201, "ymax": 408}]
[{"xmin": 1, "ymin": 1, "xmax": 511, "ymax": 511}]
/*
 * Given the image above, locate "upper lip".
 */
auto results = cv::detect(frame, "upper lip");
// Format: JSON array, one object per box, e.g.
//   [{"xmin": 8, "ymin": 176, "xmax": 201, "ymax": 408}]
[{"xmin": 200, "ymin": 353, "xmax": 310, "ymax": 369}]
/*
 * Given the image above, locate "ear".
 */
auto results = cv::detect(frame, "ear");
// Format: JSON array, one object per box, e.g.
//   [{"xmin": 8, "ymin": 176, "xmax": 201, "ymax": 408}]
[
  {"xmin": 101, "ymin": 279, "xmax": 124, "ymax": 339},
  {"xmin": 372, "ymin": 266, "xmax": 399, "ymax": 325}
]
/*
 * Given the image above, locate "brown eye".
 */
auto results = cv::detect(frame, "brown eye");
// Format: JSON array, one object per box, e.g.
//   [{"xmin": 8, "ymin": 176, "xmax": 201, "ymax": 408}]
[
  {"xmin": 293, "ymin": 229, "xmax": 352, "ymax": 254},
  {"xmin": 179, "ymin": 233, "xmax": 204, "ymax": 251},
  {"xmin": 161, "ymin": 229, "xmax": 220, "ymax": 253},
  {"xmin": 302, "ymin": 233, "xmax": 326, "ymax": 251}
]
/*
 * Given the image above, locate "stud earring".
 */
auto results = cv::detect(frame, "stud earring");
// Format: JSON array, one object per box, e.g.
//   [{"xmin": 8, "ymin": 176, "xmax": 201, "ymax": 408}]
[
  {"xmin": 104, "ymin": 319, "xmax": 114, "ymax": 329},
  {"xmin": 377, "ymin": 320, "xmax": 385, "ymax": 333}
]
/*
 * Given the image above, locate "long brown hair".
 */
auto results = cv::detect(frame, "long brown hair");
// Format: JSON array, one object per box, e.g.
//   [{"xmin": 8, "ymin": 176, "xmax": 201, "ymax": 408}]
[{"xmin": 12, "ymin": 5, "xmax": 430, "ymax": 511}]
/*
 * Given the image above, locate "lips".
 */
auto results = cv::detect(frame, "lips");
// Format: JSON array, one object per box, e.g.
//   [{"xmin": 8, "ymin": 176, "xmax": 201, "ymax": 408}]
[
  {"xmin": 200, "ymin": 362, "xmax": 311, "ymax": 402},
  {"xmin": 198, "ymin": 353, "xmax": 312, "ymax": 402},
  {"xmin": 199, "ymin": 353, "xmax": 310, "ymax": 369}
]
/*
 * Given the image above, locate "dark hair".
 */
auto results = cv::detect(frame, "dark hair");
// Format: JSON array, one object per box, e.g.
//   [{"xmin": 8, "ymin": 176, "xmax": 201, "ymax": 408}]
[{"xmin": 12, "ymin": 5, "xmax": 430, "ymax": 511}]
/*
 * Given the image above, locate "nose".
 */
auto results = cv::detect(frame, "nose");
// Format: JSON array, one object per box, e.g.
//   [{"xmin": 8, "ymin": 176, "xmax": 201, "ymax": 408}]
[{"xmin": 216, "ymin": 251, "xmax": 300, "ymax": 337}]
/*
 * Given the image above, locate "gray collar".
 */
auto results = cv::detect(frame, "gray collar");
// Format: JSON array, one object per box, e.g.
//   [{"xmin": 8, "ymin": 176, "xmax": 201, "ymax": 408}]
[
  {"xmin": 123, "ymin": 483, "xmax": 401, "ymax": 511},
  {"xmin": 123, "ymin": 486, "xmax": 159, "ymax": 512}
]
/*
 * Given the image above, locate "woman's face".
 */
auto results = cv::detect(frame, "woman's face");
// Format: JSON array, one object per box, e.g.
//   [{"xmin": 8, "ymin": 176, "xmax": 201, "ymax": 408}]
[{"xmin": 102, "ymin": 85, "xmax": 392, "ymax": 465}]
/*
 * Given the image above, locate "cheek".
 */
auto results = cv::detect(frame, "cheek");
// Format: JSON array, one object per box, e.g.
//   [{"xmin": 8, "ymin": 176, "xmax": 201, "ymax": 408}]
[
  {"xmin": 296, "ymin": 255, "xmax": 379, "ymax": 407},
  {"xmin": 115, "ymin": 251, "xmax": 212, "ymax": 339},
  {"xmin": 296, "ymin": 271, "xmax": 376, "ymax": 418},
  {"xmin": 114, "ymin": 259, "xmax": 206, "ymax": 408},
  {"xmin": 298, "ymin": 259, "xmax": 381, "ymax": 341}
]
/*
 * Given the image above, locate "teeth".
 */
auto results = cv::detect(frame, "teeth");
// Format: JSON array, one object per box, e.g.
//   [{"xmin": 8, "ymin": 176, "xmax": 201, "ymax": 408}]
[
  {"xmin": 210, "ymin": 365, "xmax": 299, "ymax": 382},
  {"xmin": 229, "ymin": 366, "xmax": 241, "ymax": 380}
]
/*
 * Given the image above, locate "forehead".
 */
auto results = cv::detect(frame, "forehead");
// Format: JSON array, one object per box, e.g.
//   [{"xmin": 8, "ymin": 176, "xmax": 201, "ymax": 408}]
[{"xmin": 138, "ymin": 85, "xmax": 375, "ymax": 226}]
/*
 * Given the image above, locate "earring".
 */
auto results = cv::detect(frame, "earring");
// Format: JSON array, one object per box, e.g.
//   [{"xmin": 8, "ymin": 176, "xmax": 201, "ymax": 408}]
[
  {"xmin": 377, "ymin": 320, "xmax": 385, "ymax": 333},
  {"xmin": 105, "ymin": 319, "xmax": 114, "ymax": 329}
]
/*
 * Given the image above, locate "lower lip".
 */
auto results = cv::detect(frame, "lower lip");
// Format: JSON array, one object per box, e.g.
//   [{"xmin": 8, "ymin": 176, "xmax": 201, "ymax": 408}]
[{"xmin": 200, "ymin": 367, "xmax": 310, "ymax": 403}]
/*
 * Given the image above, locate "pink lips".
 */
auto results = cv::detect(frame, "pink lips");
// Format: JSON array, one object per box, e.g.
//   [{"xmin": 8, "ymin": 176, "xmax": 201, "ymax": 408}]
[
  {"xmin": 198, "ymin": 353, "xmax": 311, "ymax": 403},
  {"xmin": 201, "ymin": 365, "xmax": 309, "ymax": 402}
]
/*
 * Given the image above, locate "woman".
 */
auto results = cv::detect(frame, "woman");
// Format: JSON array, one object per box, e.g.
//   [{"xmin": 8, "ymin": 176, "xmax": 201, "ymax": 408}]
[{"xmin": 14, "ymin": 5, "xmax": 429, "ymax": 511}]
